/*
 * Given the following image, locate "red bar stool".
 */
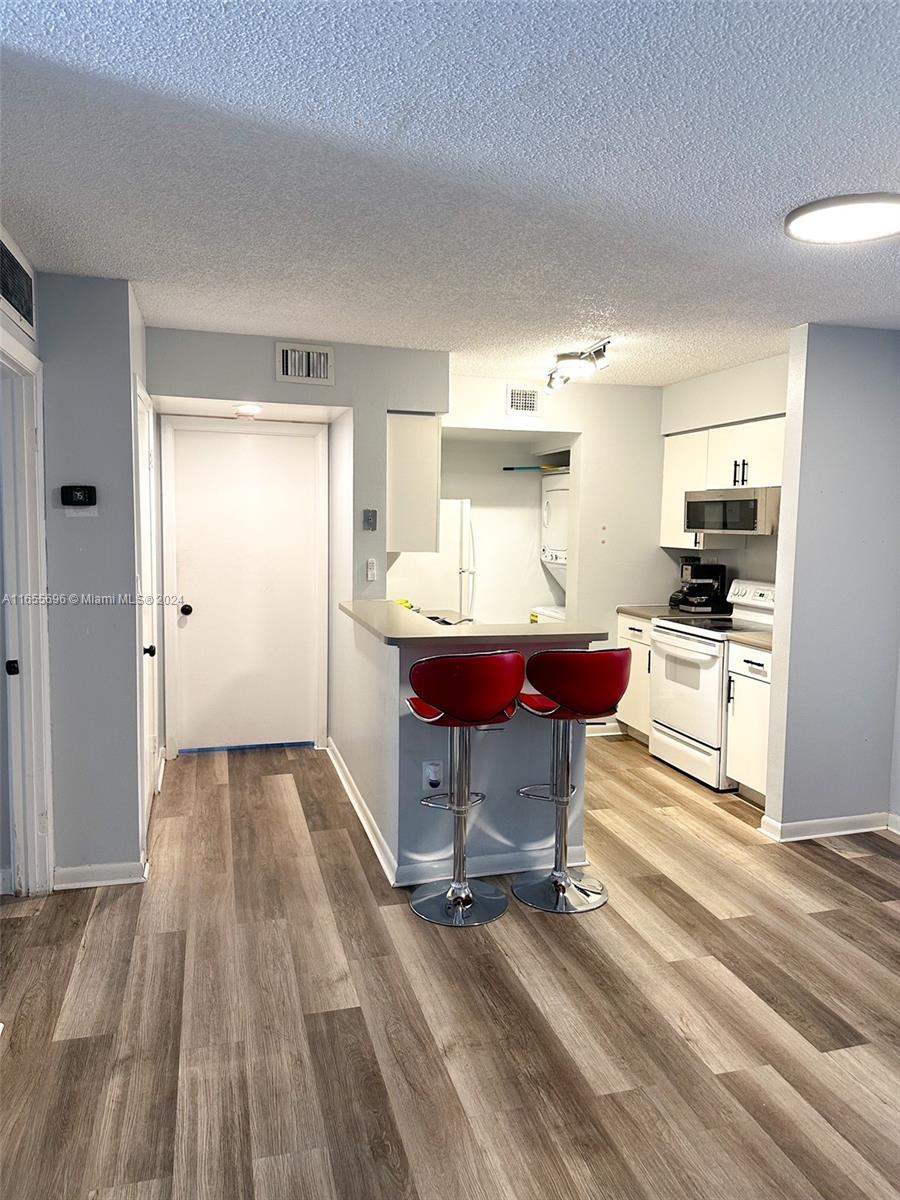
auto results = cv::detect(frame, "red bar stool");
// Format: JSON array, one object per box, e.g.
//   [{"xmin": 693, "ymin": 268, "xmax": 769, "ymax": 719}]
[
  {"xmin": 406, "ymin": 649, "xmax": 525, "ymax": 927},
  {"xmin": 513, "ymin": 647, "xmax": 631, "ymax": 914}
]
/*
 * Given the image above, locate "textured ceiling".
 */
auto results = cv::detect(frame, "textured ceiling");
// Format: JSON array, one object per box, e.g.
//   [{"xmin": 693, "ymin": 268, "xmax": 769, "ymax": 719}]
[{"xmin": 2, "ymin": 1, "xmax": 899, "ymax": 385}]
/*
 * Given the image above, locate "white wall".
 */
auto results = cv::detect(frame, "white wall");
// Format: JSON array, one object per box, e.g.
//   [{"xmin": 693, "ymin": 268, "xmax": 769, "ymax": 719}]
[
  {"xmin": 448, "ymin": 377, "xmax": 675, "ymax": 640},
  {"xmin": 440, "ymin": 437, "xmax": 561, "ymax": 622},
  {"xmin": 146, "ymin": 328, "xmax": 449, "ymax": 602},
  {"xmin": 37, "ymin": 274, "xmax": 144, "ymax": 872},
  {"xmin": 767, "ymin": 324, "xmax": 900, "ymax": 829},
  {"xmin": 661, "ymin": 354, "xmax": 788, "ymax": 435}
]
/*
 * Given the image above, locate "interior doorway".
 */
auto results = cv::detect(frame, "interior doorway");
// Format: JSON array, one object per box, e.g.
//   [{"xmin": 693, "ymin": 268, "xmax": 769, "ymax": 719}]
[
  {"xmin": 161, "ymin": 415, "xmax": 327, "ymax": 756},
  {"xmin": 135, "ymin": 381, "xmax": 161, "ymax": 858},
  {"xmin": 0, "ymin": 337, "xmax": 53, "ymax": 895}
]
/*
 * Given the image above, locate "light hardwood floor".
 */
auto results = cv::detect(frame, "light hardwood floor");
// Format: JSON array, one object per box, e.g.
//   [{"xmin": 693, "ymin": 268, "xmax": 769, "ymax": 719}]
[{"xmin": 2, "ymin": 737, "xmax": 900, "ymax": 1200}]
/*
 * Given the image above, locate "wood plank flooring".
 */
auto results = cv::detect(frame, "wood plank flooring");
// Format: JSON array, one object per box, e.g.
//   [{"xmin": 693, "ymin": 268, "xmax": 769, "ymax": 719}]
[{"xmin": 2, "ymin": 737, "xmax": 900, "ymax": 1199}]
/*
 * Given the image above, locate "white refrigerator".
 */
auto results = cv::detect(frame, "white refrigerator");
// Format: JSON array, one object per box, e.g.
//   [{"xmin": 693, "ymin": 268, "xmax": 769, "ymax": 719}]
[{"xmin": 386, "ymin": 499, "xmax": 475, "ymax": 617}]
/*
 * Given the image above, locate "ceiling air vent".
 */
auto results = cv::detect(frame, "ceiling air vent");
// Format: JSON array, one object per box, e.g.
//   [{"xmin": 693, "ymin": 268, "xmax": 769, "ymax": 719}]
[
  {"xmin": 506, "ymin": 384, "xmax": 539, "ymax": 416},
  {"xmin": 275, "ymin": 341, "xmax": 334, "ymax": 387}
]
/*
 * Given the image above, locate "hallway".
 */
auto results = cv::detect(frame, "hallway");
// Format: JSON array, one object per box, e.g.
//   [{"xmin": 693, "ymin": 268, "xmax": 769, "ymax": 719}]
[{"xmin": 2, "ymin": 739, "xmax": 899, "ymax": 1200}]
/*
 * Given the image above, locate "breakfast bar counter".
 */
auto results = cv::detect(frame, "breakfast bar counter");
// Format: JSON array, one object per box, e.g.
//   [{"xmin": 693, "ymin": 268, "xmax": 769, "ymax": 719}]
[{"xmin": 331, "ymin": 601, "xmax": 609, "ymax": 887}]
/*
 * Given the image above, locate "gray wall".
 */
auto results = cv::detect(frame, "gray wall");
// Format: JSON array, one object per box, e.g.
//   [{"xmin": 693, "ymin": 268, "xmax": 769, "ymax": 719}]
[
  {"xmin": 768, "ymin": 324, "xmax": 900, "ymax": 826},
  {"xmin": 146, "ymin": 328, "xmax": 449, "ymax": 601},
  {"xmin": 37, "ymin": 273, "xmax": 143, "ymax": 869}
]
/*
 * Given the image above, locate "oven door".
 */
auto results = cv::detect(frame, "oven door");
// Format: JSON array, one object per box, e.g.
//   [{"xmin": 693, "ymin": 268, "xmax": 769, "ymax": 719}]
[{"xmin": 650, "ymin": 629, "xmax": 725, "ymax": 748}]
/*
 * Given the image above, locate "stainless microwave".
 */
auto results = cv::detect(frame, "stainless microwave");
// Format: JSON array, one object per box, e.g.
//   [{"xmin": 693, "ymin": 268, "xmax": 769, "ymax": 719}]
[{"xmin": 684, "ymin": 487, "xmax": 780, "ymax": 536}]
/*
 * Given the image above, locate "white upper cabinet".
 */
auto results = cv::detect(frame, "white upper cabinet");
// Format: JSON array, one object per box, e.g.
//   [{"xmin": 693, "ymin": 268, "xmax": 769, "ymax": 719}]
[
  {"xmin": 660, "ymin": 429, "xmax": 709, "ymax": 548},
  {"xmin": 706, "ymin": 417, "xmax": 785, "ymax": 489},
  {"xmin": 386, "ymin": 413, "xmax": 441, "ymax": 552}
]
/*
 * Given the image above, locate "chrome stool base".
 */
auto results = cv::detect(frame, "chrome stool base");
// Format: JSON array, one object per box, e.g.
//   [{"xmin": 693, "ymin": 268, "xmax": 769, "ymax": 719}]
[
  {"xmin": 511, "ymin": 868, "xmax": 609, "ymax": 915},
  {"xmin": 409, "ymin": 878, "xmax": 509, "ymax": 928}
]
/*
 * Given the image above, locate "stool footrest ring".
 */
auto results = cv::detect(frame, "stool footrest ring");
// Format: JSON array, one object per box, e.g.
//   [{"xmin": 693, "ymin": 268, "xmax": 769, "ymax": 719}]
[
  {"xmin": 516, "ymin": 783, "xmax": 577, "ymax": 804},
  {"xmin": 419, "ymin": 791, "xmax": 485, "ymax": 811}
]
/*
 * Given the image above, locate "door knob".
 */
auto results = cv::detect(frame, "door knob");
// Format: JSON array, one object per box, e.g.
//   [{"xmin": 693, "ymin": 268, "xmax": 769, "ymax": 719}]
[
  {"xmin": 143, "ymin": 645, "xmax": 157, "ymax": 657},
  {"xmin": 180, "ymin": 604, "xmax": 193, "ymax": 616}
]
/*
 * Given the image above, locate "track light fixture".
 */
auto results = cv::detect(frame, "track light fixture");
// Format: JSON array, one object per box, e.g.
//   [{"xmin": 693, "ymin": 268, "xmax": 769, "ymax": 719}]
[{"xmin": 546, "ymin": 339, "xmax": 610, "ymax": 391}]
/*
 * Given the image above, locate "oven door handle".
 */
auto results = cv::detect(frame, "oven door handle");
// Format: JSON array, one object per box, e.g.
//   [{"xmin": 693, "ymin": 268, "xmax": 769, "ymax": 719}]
[{"xmin": 651, "ymin": 632, "xmax": 722, "ymax": 662}]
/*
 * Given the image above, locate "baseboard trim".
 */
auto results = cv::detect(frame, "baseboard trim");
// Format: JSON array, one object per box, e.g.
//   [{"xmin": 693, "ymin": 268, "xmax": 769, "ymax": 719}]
[
  {"xmin": 0, "ymin": 867, "xmax": 12, "ymax": 895},
  {"xmin": 759, "ymin": 811, "xmax": 890, "ymax": 843},
  {"xmin": 156, "ymin": 752, "xmax": 166, "ymax": 795},
  {"xmin": 326, "ymin": 738, "xmax": 399, "ymax": 885},
  {"xmin": 887, "ymin": 813, "xmax": 900, "ymax": 835},
  {"xmin": 393, "ymin": 843, "xmax": 588, "ymax": 888},
  {"xmin": 54, "ymin": 861, "xmax": 147, "ymax": 890}
]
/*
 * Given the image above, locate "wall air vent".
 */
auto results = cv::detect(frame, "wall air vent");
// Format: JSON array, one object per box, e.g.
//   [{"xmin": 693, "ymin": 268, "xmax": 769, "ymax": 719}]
[
  {"xmin": 0, "ymin": 227, "xmax": 36, "ymax": 341},
  {"xmin": 275, "ymin": 341, "xmax": 334, "ymax": 386},
  {"xmin": 506, "ymin": 384, "xmax": 539, "ymax": 416}
]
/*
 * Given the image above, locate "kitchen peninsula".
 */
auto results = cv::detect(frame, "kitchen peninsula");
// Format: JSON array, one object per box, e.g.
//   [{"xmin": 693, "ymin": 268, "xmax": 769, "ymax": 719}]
[{"xmin": 332, "ymin": 601, "xmax": 609, "ymax": 887}]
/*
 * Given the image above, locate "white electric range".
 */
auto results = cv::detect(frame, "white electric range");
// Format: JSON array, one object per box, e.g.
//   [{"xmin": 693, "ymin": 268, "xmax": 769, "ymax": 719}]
[{"xmin": 649, "ymin": 580, "xmax": 775, "ymax": 789}]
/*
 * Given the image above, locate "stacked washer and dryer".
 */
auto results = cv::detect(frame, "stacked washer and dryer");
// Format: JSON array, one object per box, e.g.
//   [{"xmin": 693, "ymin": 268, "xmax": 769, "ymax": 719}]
[{"xmin": 531, "ymin": 469, "xmax": 569, "ymax": 624}]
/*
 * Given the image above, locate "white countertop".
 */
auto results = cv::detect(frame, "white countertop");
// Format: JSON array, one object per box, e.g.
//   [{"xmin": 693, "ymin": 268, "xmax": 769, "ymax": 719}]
[{"xmin": 340, "ymin": 600, "xmax": 609, "ymax": 646}]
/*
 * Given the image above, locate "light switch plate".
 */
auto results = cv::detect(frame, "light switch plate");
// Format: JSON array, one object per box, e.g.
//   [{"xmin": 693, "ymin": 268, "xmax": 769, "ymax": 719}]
[{"xmin": 366, "ymin": 557, "xmax": 377, "ymax": 582}]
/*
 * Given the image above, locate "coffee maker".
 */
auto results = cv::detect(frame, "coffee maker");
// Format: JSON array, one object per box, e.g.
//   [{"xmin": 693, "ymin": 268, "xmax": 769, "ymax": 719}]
[{"xmin": 669, "ymin": 559, "xmax": 730, "ymax": 614}]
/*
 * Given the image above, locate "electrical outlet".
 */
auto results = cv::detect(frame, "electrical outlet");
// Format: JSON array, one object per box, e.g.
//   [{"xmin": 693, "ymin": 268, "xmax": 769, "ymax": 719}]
[
  {"xmin": 423, "ymin": 760, "xmax": 443, "ymax": 790},
  {"xmin": 366, "ymin": 557, "xmax": 377, "ymax": 582}
]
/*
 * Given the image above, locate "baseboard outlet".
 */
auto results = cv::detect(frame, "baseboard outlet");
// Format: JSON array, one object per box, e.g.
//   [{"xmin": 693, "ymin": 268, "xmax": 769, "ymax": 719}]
[
  {"xmin": 0, "ymin": 867, "xmax": 13, "ymax": 895},
  {"xmin": 54, "ymin": 861, "xmax": 147, "ymax": 890},
  {"xmin": 759, "ymin": 811, "xmax": 890, "ymax": 843},
  {"xmin": 393, "ymin": 843, "xmax": 588, "ymax": 888},
  {"xmin": 326, "ymin": 738, "xmax": 399, "ymax": 885}
]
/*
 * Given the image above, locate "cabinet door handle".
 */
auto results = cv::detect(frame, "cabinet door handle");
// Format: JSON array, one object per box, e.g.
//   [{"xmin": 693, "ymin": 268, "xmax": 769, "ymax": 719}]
[
  {"xmin": 741, "ymin": 459, "xmax": 749, "ymax": 485},
  {"xmin": 732, "ymin": 459, "xmax": 740, "ymax": 486},
  {"xmin": 727, "ymin": 676, "xmax": 735, "ymax": 705},
  {"xmin": 647, "ymin": 648, "xmax": 651, "ymax": 674},
  {"xmin": 627, "ymin": 626, "xmax": 643, "ymax": 634},
  {"xmin": 743, "ymin": 658, "xmax": 766, "ymax": 669}
]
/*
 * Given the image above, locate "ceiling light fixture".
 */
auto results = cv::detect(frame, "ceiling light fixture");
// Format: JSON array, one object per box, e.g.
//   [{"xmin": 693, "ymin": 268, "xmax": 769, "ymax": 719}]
[
  {"xmin": 236, "ymin": 403, "xmax": 263, "ymax": 418},
  {"xmin": 784, "ymin": 192, "xmax": 900, "ymax": 244},
  {"xmin": 546, "ymin": 339, "xmax": 611, "ymax": 391}
]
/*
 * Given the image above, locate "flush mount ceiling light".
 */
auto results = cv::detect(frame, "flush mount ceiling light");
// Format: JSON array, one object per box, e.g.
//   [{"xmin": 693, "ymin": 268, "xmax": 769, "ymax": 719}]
[
  {"xmin": 235, "ymin": 403, "xmax": 263, "ymax": 418},
  {"xmin": 784, "ymin": 192, "xmax": 900, "ymax": 244},
  {"xmin": 547, "ymin": 339, "xmax": 610, "ymax": 391}
]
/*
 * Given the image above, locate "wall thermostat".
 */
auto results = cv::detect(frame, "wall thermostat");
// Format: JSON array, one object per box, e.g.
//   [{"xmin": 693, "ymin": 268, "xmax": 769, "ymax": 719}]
[{"xmin": 61, "ymin": 485, "xmax": 97, "ymax": 507}]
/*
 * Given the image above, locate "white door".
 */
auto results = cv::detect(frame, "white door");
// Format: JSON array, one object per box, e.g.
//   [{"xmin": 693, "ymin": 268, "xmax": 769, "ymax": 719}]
[
  {"xmin": 659, "ymin": 430, "xmax": 708, "ymax": 549},
  {"xmin": 386, "ymin": 498, "xmax": 471, "ymax": 614},
  {"xmin": 650, "ymin": 629, "xmax": 725, "ymax": 748},
  {"xmin": 0, "ymin": 397, "xmax": 13, "ymax": 891},
  {"xmin": 616, "ymin": 639, "xmax": 651, "ymax": 735},
  {"xmin": 163, "ymin": 418, "xmax": 325, "ymax": 752},
  {"xmin": 726, "ymin": 674, "xmax": 770, "ymax": 793},
  {"xmin": 135, "ymin": 388, "xmax": 159, "ymax": 847}
]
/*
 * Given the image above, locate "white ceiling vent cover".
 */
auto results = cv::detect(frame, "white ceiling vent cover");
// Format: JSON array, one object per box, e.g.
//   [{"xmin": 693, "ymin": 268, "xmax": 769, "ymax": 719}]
[
  {"xmin": 276, "ymin": 341, "xmax": 335, "ymax": 386},
  {"xmin": 506, "ymin": 384, "xmax": 540, "ymax": 415}
]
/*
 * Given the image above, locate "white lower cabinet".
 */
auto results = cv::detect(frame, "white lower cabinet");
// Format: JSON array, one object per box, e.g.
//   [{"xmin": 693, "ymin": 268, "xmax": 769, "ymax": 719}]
[
  {"xmin": 616, "ymin": 624, "xmax": 652, "ymax": 737},
  {"xmin": 725, "ymin": 648, "xmax": 771, "ymax": 794}
]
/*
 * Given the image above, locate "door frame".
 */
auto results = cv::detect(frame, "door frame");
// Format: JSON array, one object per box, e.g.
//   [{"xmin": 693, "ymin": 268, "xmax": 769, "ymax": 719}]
[
  {"xmin": 133, "ymin": 380, "xmax": 162, "ymax": 856},
  {"xmin": 0, "ymin": 329, "xmax": 54, "ymax": 895},
  {"xmin": 160, "ymin": 414, "xmax": 328, "ymax": 758}
]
